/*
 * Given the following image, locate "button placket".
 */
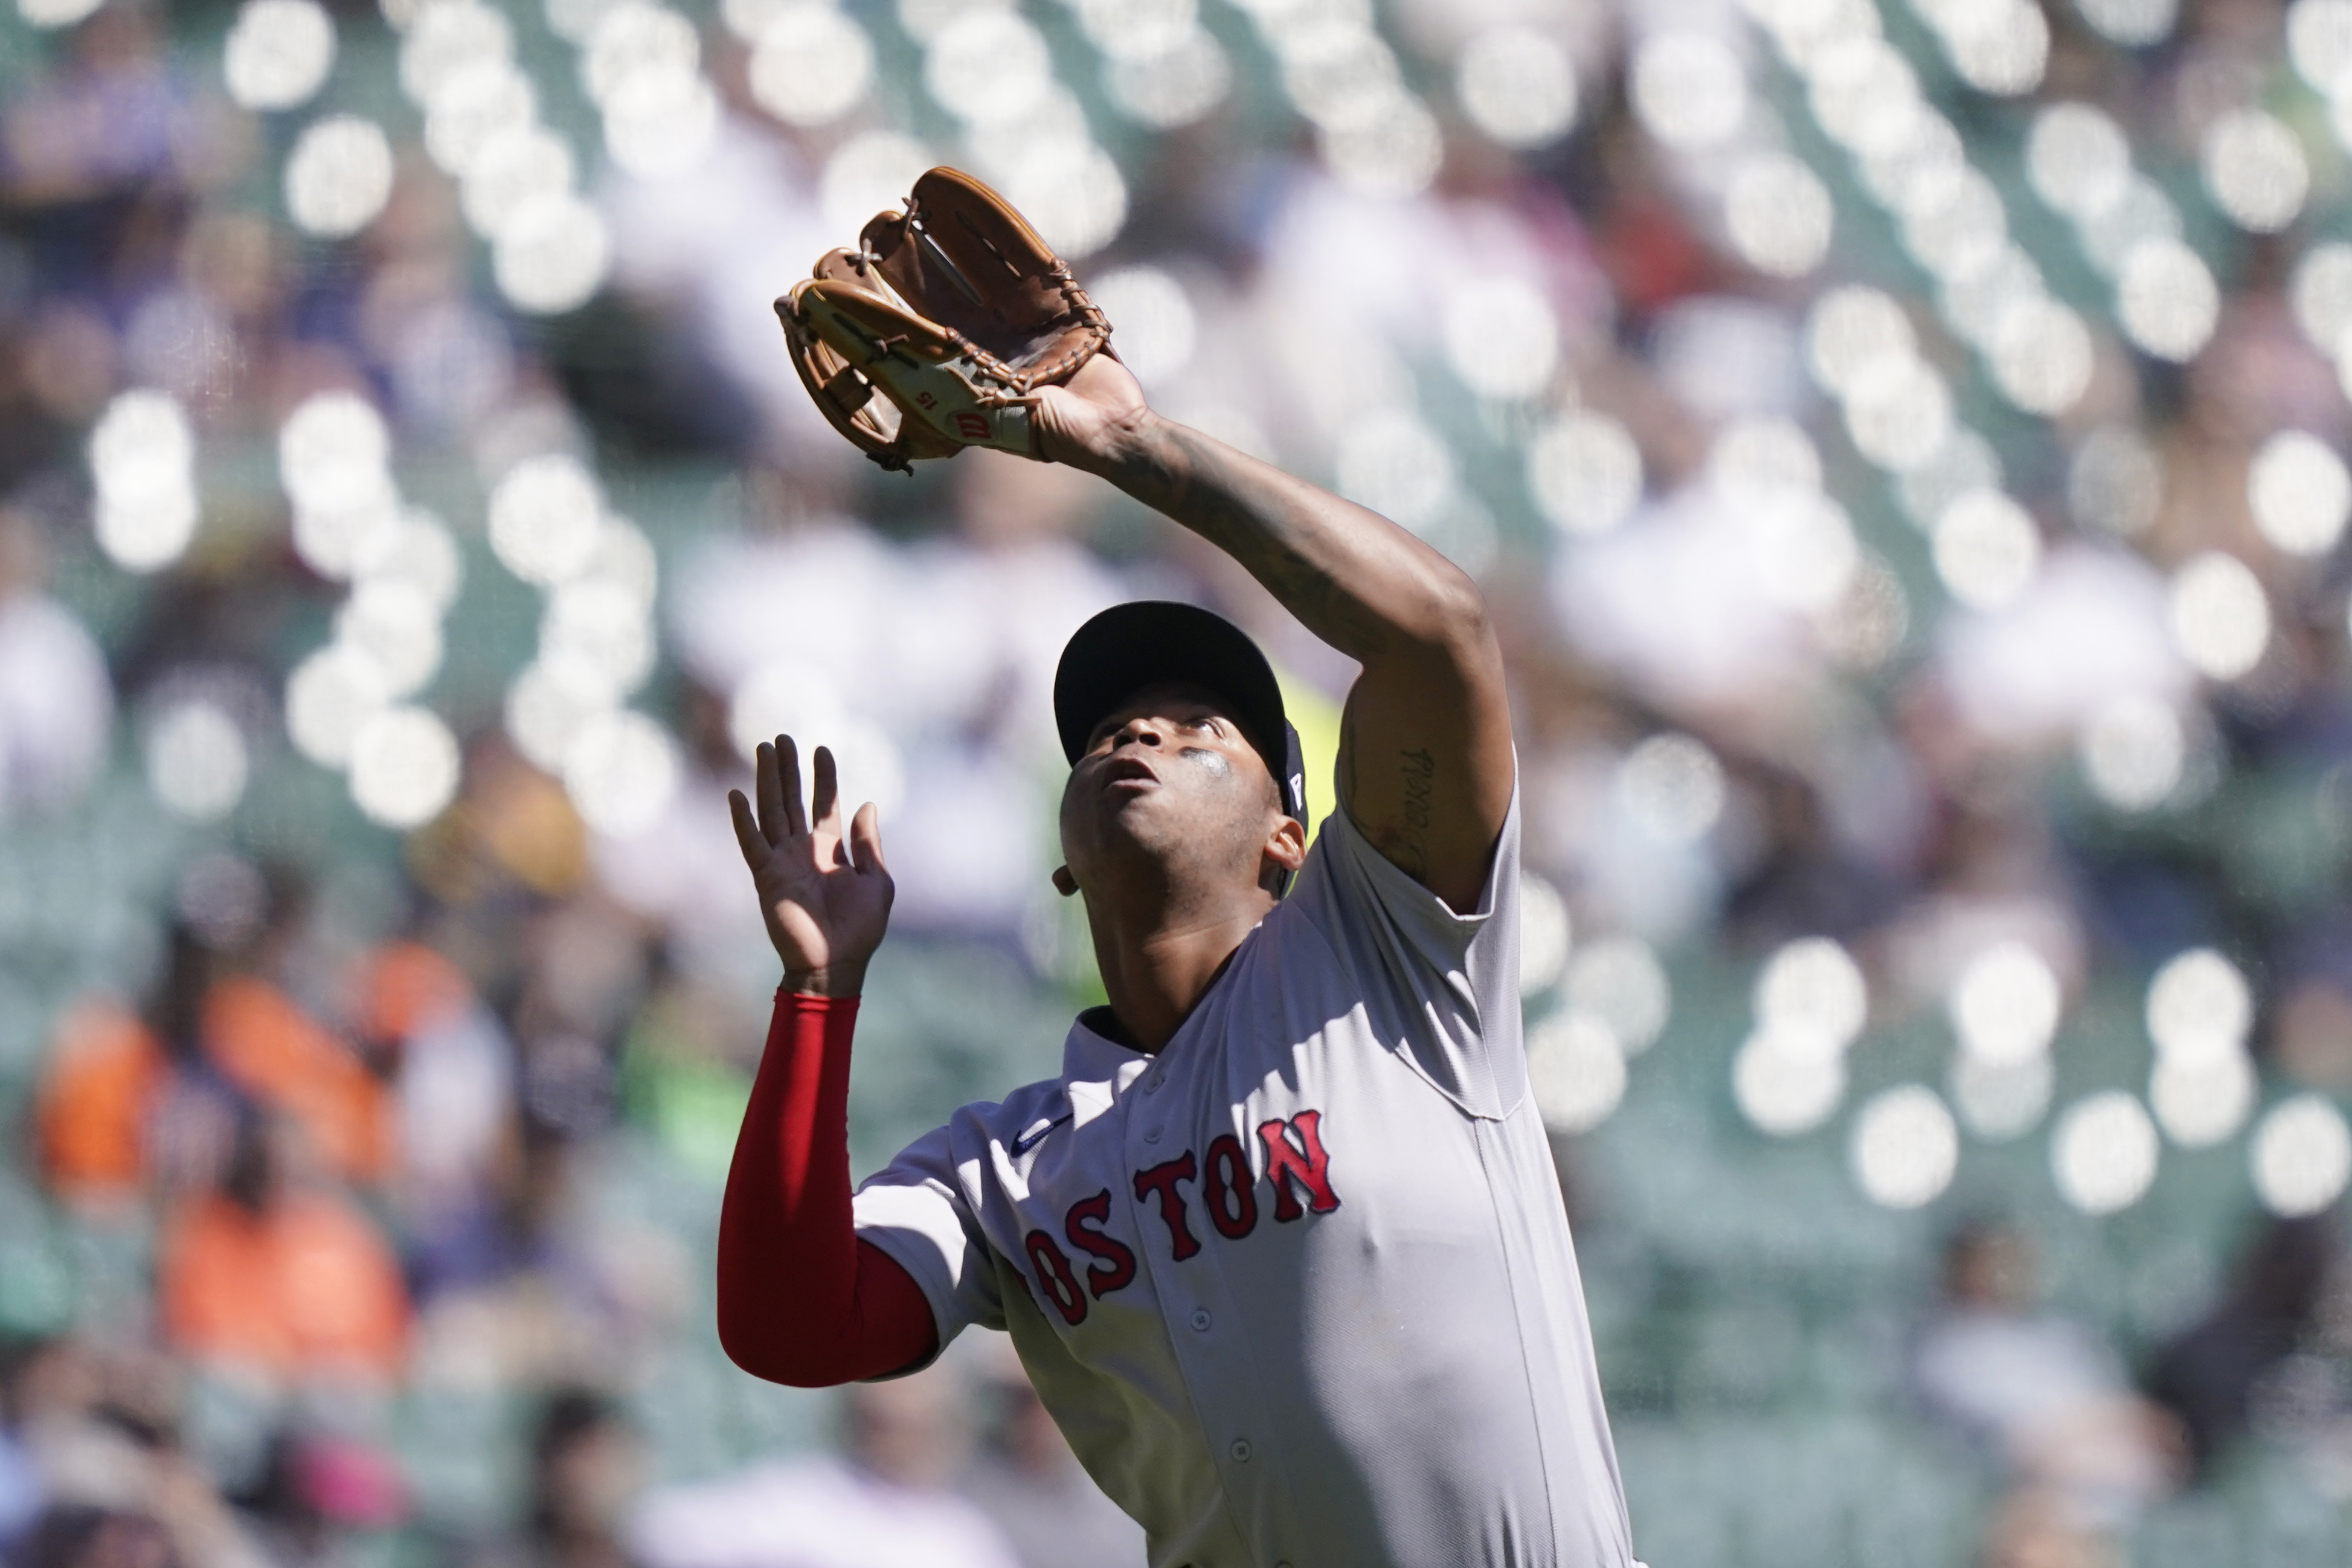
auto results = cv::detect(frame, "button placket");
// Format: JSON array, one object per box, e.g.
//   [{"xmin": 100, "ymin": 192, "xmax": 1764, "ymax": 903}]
[{"xmin": 1119, "ymin": 1059, "xmax": 1282, "ymax": 1517}]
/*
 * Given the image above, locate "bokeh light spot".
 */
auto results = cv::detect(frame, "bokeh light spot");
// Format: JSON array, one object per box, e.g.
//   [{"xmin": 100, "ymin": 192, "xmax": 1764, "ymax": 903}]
[
  {"xmin": 2026, "ymin": 104, "xmax": 2132, "ymax": 220},
  {"xmin": 582, "ymin": 2, "xmax": 698, "ymax": 107},
  {"xmin": 1457, "ymin": 26, "xmax": 1576, "ymax": 149},
  {"xmin": 492, "ymin": 195, "xmax": 611, "ymax": 315},
  {"xmin": 89, "ymin": 390, "xmax": 199, "ymax": 573},
  {"xmin": 1631, "ymin": 34, "xmax": 1748, "ymax": 149},
  {"xmin": 2169, "ymin": 552, "xmax": 2269, "ymax": 680},
  {"xmin": 1335, "ymin": 409, "xmax": 1454, "ymax": 530},
  {"xmin": 347, "ymin": 705, "xmax": 461, "ymax": 829},
  {"xmin": 1755, "ymin": 937, "xmax": 1868, "ymax": 1059},
  {"xmin": 1711, "ymin": 417, "xmax": 1822, "ymax": 500},
  {"xmin": 1104, "ymin": 31, "xmax": 1230, "ymax": 129},
  {"xmin": 1617, "ymin": 733, "xmax": 1724, "ymax": 846},
  {"xmin": 224, "ymin": 0, "xmax": 337, "ymax": 112},
  {"xmin": 1442, "ymin": 278, "xmax": 1558, "ymax": 402},
  {"xmin": 2052, "ymin": 1091, "xmax": 2159, "ymax": 1215},
  {"xmin": 1090, "ymin": 268, "xmax": 1197, "ymax": 388},
  {"xmin": 1933, "ymin": 490, "xmax": 2040, "ymax": 612},
  {"xmin": 2080, "ymin": 696, "xmax": 2184, "ymax": 812},
  {"xmin": 1519, "ymin": 874, "xmax": 1572, "ymax": 995},
  {"xmin": 145, "ymin": 701, "xmax": 249, "ymax": 823},
  {"xmin": 506, "ymin": 654, "xmax": 619, "ymax": 775},
  {"xmin": 1807, "ymin": 288, "xmax": 1915, "ymax": 396},
  {"xmin": 821, "ymin": 132, "xmax": 935, "ymax": 236},
  {"xmin": 564, "ymin": 708, "xmax": 681, "ymax": 837},
  {"xmin": 927, "ymin": 10, "xmax": 1052, "ymax": 125},
  {"xmin": 2251, "ymin": 1096, "xmax": 2352, "ymax": 1217},
  {"xmin": 1851, "ymin": 1085, "xmax": 1959, "ymax": 1209},
  {"xmin": 286, "ymin": 115, "xmax": 396, "ymax": 239},
  {"xmin": 286, "ymin": 644, "xmax": 391, "ymax": 769},
  {"xmin": 2145, "ymin": 948, "xmax": 2252, "ymax": 1067},
  {"xmin": 1318, "ymin": 96, "xmax": 1442, "ymax": 199},
  {"xmin": 490, "ymin": 454, "xmax": 604, "ymax": 587},
  {"xmin": 335, "ymin": 580, "xmax": 444, "ymax": 697},
  {"xmin": 2075, "ymin": 0, "xmax": 2175, "ymax": 45},
  {"xmin": 1734, "ymin": 1030, "xmax": 1846, "ymax": 1137},
  {"xmin": 2292, "ymin": 0, "xmax": 2352, "ymax": 95},
  {"xmin": 1726, "ymin": 154, "xmax": 1835, "ymax": 278},
  {"xmin": 2248, "ymin": 431, "xmax": 2350, "ymax": 557},
  {"xmin": 749, "ymin": 7, "xmax": 873, "ymax": 127},
  {"xmin": 1528, "ymin": 412, "xmax": 1642, "ymax": 537},
  {"xmin": 2117, "ymin": 240, "xmax": 2219, "ymax": 362},
  {"xmin": 1565, "ymin": 937, "xmax": 1671, "ymax": 1055},
  {"xmin": 2292, "ymin": 243, "xmax": 2352, "ymax": 356},
  {"xmin": 2202, "ymin": 110, "xmax": 2309, "ymax": 234},
  {"xmin": 1949, "ymin": 940, "xmax": 2061, "ymax": 1068},
  {"xmin": 1528, "ymin": 1012, "xmax": 1626, "ymax": 1135},
  {"xmin": 1990, "ymin": 299, "xmax": 2092, "ymax": 416},
  {"xmin": 2150, "ymin": 1052, "xmax": 2255, "ymax": 1149}
]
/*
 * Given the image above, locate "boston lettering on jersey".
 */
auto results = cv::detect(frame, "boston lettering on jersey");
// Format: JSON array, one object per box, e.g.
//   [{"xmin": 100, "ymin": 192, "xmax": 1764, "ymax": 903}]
[{"xmin": 1022, "ymin": 1111, "xmax": 1341, "ymax": 1328}]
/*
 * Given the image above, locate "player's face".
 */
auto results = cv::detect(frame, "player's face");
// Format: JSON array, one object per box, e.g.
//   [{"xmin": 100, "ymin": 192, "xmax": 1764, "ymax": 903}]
[{"xmin": 1059, "ymin": 681, "xmax": 1285, "ymax": 893}]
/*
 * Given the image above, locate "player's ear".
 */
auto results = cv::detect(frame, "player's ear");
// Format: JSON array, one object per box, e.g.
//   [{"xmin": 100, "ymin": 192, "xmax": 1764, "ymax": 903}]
[
  {"xmin": 1262, "ymin": 817, "xmax": 1306, "ymax": 878},
  {"xmin": 1052, "ymin": 865, "xmax": 1079, "ymax": 898}
]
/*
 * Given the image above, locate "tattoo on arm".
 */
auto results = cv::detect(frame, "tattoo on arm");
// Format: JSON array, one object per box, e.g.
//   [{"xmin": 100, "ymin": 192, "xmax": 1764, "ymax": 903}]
[
  {"xmin": 1125, "ymin": 425, "xmax": 1395, "ymax": 658},
  {"xmin": 1389, "ymin": 747, "xmax": 1435, "ymax": 875}
]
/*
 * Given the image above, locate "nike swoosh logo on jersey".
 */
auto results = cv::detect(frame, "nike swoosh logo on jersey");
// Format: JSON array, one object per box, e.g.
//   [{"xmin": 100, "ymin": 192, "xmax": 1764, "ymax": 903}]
[{"xmin": 1010, "ymin": 1114, "xmax": 1073, "ymax": 1157}]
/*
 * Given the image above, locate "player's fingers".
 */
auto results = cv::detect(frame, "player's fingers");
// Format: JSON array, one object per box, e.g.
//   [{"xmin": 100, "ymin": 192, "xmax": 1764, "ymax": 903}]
[
  {"xmin": 754, "ymin": 741, "xmax": 782, "ymax": 844},
  {"xmin": 779, "ymin": 734, "xmax": 808, "ymax": 839},
  {"xmin": 727, "ymin": 789, "xmax": 766, "ymax": 870},
  {"xmin": 849, "ymin": 801, "xmax": 887, "ymax": 874},
  {"xmin": 811, "ymin": 745, "xmax": 840, "ymax": 837}
]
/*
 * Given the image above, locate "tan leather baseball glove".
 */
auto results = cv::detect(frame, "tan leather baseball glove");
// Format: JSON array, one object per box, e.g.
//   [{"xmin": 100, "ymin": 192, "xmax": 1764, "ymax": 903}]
[{"xmin": 776, "ymin": 167, "xmax": 1113, "ymax": 473}]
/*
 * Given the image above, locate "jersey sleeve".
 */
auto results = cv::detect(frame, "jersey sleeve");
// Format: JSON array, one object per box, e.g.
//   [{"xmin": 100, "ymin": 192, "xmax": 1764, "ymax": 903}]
[
  {"xmin": 1284, "ymin": 784, "xmax": 1528, "ymax": 1119},
  {"xmin": 851, "ymin": 1121, "xmax": 1007, "ymax": 1371}
]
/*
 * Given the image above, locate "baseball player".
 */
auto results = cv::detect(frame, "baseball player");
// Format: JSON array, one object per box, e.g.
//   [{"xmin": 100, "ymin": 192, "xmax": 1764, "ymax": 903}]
[{"xmin": 714, "ymin": 347, "xmax": 1636, "ymax": 1566}]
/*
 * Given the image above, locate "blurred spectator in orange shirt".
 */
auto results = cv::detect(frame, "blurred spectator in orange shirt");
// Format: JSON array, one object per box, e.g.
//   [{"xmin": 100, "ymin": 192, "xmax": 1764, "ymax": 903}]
[
  {"xmin": 197, "ymin": 866, "xmax": 393, "ymax": 1188},
  {"xmin": 158, "ymin": 1110, "xmax": 408, "ymax": 1384},
  {"xmin": 36, "ymin": 999, "xmax": 169, "ymax": 1207},
  {"xmin": 36, "ymin": 919, "xmax": 210, "ymax": 1207}
]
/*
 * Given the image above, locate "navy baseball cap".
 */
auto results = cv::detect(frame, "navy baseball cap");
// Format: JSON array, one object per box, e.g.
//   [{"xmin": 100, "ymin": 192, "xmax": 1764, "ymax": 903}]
[{"xmin": 1053, "ymin": 601, "xmax": 1309, "ymax": 834}]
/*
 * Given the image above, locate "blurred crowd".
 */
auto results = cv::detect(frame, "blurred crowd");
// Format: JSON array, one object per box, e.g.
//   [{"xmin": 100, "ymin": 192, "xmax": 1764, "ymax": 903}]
[{"xmin": 10, "ymin": 0, "xmax": 2352, "ymax": 1564}]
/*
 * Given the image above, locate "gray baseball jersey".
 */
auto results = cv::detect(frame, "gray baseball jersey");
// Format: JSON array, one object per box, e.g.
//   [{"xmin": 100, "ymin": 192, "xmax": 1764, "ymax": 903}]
[{"xmin": 852, "ymin": 792, "xmax": 1634, "ymax": 1568}]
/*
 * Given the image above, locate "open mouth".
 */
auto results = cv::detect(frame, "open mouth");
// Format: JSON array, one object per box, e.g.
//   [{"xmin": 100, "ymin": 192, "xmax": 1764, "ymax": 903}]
[{"xmin": 1101, "ymin": 754, "xmax": 1160, "ymax": 791}]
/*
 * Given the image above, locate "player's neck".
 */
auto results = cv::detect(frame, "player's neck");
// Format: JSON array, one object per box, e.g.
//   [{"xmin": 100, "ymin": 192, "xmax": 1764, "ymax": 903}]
[{"xmin": 1082, "ymin": 896, "xmax": 1269, "ymax": 1054}]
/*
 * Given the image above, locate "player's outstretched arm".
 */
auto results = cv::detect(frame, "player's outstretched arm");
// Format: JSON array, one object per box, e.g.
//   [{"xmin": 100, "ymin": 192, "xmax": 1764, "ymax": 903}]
[
  {"xmin": 717, "ymin": 739, "xmax": 934, "ymax": 1385},
  {"xmin": 1035, "ymin": 359, "xmax": 1512, "ymax": 911}
]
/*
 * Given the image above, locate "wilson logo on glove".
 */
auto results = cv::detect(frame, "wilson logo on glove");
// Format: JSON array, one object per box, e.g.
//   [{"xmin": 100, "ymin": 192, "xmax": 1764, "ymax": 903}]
[{"xmin": 774, "ymin": 166, "xmax": 1114, "ymax": 473}]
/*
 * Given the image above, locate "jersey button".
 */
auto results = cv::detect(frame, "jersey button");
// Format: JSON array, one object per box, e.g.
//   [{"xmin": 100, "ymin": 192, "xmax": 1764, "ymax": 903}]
[
  {"xmin": 1189, "ymin": 1308, "xmax": 1211, "ymax": 1331},
  {"xmin": 1144, "ymin": 1126, "xmax": 1162, "ymax": 1143},
  {"xmin": 1229, "ymin": 1439, "xmax": 1252, "ymax": 1463}
]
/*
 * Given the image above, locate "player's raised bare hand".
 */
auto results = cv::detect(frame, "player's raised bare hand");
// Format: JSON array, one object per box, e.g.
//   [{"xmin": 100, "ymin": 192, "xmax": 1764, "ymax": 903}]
[{"xmin": 728, "ymin": 737, "xmax": 892, "ymax": 997}]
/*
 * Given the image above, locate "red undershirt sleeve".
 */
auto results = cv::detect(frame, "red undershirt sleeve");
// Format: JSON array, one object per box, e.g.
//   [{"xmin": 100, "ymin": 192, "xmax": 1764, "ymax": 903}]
[{"xmin": 716, "ymin": 989, "xmax": 939, "ymax": 1386}]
